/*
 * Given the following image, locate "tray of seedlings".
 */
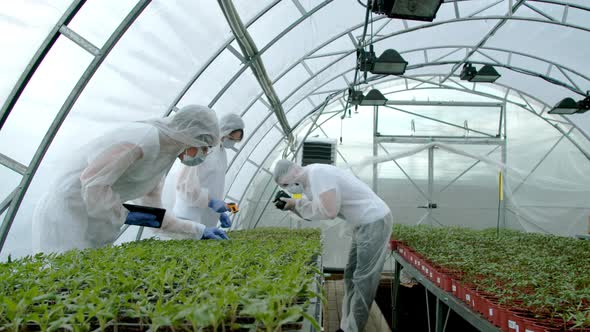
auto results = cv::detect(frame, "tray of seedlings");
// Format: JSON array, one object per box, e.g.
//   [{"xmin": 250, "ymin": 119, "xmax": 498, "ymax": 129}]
[
  {"xmin": 0, "ymin": 227, "xmax": 324, "ymax": 332},
  {"xmin": 391, "ymin": 224, "xmax": 590, "ymax": 332}
]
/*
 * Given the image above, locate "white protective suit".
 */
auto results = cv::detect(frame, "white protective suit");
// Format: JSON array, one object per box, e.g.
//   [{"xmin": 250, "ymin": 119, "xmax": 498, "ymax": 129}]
[
  {"xmin": 32, "ymin": 105, "xmax": 219, "ymax": 253},
  {"xmin": 174, "ymin": 114, "xmax": 245, "ymax": 230},
  {"xmin": 274, "ymin": 160, "xmax": 393, "ymax": 332}
]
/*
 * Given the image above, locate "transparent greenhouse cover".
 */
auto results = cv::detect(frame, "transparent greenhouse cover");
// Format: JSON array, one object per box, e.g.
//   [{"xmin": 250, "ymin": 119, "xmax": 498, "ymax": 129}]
[{"xmin": 0, "ymin": 0, "xmax": 589, "ymax": 261}]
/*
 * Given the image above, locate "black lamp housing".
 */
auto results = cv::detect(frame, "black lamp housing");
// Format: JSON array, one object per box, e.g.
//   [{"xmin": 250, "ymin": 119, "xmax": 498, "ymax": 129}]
[
  {"xmin": 548, "ymin": 96, "xmax": 590, "ymax": 115},
  {"xmin": 371, "ymin": 49, "xmax": 408, "ymax": 75},
  {"xmin": 371, "ymin": 0, "xmax": 444, "ymax": 22},
  {"xmin": 460, "ymin": 63, "xmax": 477, "ymax": 81},
  {"xmin": 460, "ymin": 63, "xmax": 501, "ymax": 83},
  {"xmin": 470, "ymin": 65, "xmax": 501, "ymax": 83},
  {"xmin": 347, "ymin": 88, "xmax": 364, "ymax": 106},
  {"xmin": 360, "ymin": 89, "xmax": 388, "ymax": 106},
  {"xmin": 358, "ymin": 45, "xmax": 408, "ymax": 76}
]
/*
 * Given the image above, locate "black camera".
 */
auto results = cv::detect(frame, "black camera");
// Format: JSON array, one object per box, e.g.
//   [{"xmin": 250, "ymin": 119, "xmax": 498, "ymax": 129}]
[{"xmin": 273, "ymin": 190, "xmax": 291, "ymax": 210}]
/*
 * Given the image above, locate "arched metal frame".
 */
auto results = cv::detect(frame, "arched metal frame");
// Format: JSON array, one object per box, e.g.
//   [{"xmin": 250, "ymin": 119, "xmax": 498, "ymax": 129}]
[
  {"xmin": 232, "ymin": 72, "xmax": 589, "ymax": 229},
  {"xmin": 1, "ymin": 0, "xmax": 590, "ymax": 248}
]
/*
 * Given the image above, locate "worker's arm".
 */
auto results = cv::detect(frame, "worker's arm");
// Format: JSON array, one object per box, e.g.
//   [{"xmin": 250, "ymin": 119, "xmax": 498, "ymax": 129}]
[
  {"xmin": 79, "ymin": 143, "xmax": 143, "ymax": 226},
  {"xmin": 138, "ymin": 176, "xmax": 206, "ymax": 238},
  {"xmin": 294, "ymin": 189, "xmax": 340, "ymax": 220},
  {"xmin": 176, "ymin": 164, "xmax": 209, "ymax": 208}
]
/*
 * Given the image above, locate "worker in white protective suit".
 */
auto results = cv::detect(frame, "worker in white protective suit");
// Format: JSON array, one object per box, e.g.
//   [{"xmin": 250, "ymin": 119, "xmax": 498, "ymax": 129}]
[
  {"xmin": 32, "ymin": 105, "xmax": 226, "ymax": 253},
  {"xmin": 173, "ymin": 113, "xmax": 245, "ymax": 233},
  {"xmin": 272, "ymin": 160, "xmax": 393, "ymax": 332}
]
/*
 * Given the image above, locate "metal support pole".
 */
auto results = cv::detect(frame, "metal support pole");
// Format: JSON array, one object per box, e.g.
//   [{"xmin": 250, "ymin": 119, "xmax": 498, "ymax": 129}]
[
  {"xmin": 0, "ymin": 153, "xmax": 27, "ymax": 175},
  {"xmin": 135, "ymin": 226, "xmax": 144, "ymax": 241},
  {"xmin": 501, "ymin": 103, "xmax": 507, "ymax": 229},
  {"xmin": 428, "ymin": 146, "xmax": 434, "ymax": 225},
  {"xmin": 436, "ymin": 299, "xmax": 450, "ymax": 332},
  {"xmin": 426, "ymin": 288, "xmax": 432, "ymax": 332},
  {"xmin": 392, "ymin": 259, "xmax": 402, "ymax": 330},
  {"xmin": 373, "ymin": 106, "xmax": 379, "ymax": 191}
]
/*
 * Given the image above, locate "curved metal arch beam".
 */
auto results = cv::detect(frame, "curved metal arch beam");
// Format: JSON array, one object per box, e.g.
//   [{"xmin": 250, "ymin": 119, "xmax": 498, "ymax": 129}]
[
  {"xmin": 528, "ymin": 0, "xmax": 590, "ymax": 12},
  {"xmin": 223, "ymin": 47, "xmax": 588, "ymax": 192},
  {"xmin": 261, "ymin": 15, "xmax": 590, "ymax": 117},
  {"xmin": 221, "ymin": 75, "xmax": 526, "ymax": 203},
  {"xmin": 0, "ymin": 0, "xmax": 86, "ymax": 130},
  {"xmin": 224, "ymin": 65, "xmax": 590, "ymax": 228},
  {"xmin": 0, "ymin": 0, "xmax": 152, "ymax": 252},
  {"xmin": 441, "ymin": 0, "xmax": 527, "ymax": 83},
  {"xmin": 202, "ymin": 4, "xmax": 590, "ymax": 200},
  {"xmin": 225, "ymin": 69, "xmax": 590, "ymax": 199},
  {"xmin": 395, "ymin": 45, "xmax": 590, "ymax": 91},
  {"xmin": 162, "ymin": 0, "xmax": 283, "ymax": 116},
  {"xmin": 171, "ymin": 6, "xmax": 590, "ymax": 169}
]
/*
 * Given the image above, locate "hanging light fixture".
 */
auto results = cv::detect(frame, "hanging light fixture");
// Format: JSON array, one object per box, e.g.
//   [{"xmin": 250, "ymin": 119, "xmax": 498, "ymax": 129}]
[
  {"xmin": 460, "ymin": 63, "xmax": 501, "ymax": 83},
  {"xmin": 548, "ymin": 95, "xmax": 590, "ymax": 115},
  {"xmin": 470, "ymin": 65, "xmax": 501, "ymax": 83},
  {"xmin": 371, "ymin": 0, "xmax": 444, "ymax": 22},
  {"xmin": 360, "ymin": 89, "xmax": 388, "ymax": 106},
  {"xmin": 358, "ymin": 45, "xmax": 408, "ymax": 76},
  {"xmin": 460, "ymin": 63, "xmax": 477, "ymax": 81},
  {"xmin": 371, "ymin": 49, "xmax": 408, "ymax": 75},
  {"xmin": 347, "ymin": 87, "xmax": 364, "ymax": 106}
]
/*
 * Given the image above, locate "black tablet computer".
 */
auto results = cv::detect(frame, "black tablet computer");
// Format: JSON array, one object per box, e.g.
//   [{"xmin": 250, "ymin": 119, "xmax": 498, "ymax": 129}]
[{"xmin": 123, "ymin": 203, "xmax": 166, "ymax": 228}]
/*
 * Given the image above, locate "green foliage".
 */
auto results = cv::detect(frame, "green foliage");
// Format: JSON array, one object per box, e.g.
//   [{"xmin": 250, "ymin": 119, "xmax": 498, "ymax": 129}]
[
  {"xmin": 0, "ymin": 228, "xmax": 322, "ymax": 331},
  {"xmin": 393, "ymin": 224, "xmax": 590, "ymax": 327}
]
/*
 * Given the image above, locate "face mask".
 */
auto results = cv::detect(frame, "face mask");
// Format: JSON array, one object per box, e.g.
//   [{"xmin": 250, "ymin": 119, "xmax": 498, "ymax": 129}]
[
  {"xmin": 222, "ymin": 139, "xmax": 236, "ymax": 149},
  {"xmin": 181, "ymin": 149, "xmax": 206, "ymax": 166},
  {"xmin": 286, "ymin": 183, "xmax": 304, "ymax": 195}
]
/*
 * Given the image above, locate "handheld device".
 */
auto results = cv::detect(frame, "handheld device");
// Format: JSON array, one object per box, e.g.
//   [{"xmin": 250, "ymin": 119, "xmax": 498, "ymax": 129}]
[
  {"xmin": 272, "ymin": 190, "xmax": 291, "ymax": 210},
  {"xmin": 123, "ymin": 203, "xmax": 165, "ymax": 228},
  {"xmin": 226, "ymin": 202, "xmax": 239, "ymax": 213}
]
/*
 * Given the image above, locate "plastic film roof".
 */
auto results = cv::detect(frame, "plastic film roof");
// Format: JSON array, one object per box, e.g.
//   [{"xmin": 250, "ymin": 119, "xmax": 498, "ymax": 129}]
[{"xmin": 1, "ymin": 0, "xmax": 590, "ymax": 258}]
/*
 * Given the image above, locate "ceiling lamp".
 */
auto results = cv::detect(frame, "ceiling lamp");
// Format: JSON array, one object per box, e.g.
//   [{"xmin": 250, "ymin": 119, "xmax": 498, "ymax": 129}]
[
  {"xmin": 371, "ymin": 0, "xmax": 444, "ymax": 22},
  {"xmin": 360, "ymin": 89, "xmax": 388, "ymax": 106},
  {"xmin": 372, "ymin": 49, "xmax": 408, "ymax": 75},
  {"xmin": 548, "ymin": 95, "xmax": 590, "ymax": 115},
  {"xmin": 347, "ymin": 88, "xmax": 364, "ymax": 106},
  {"xmin": 470, "ymin": 65, "xmax": 501, "ymax": 83},
  {"xmin": 358, "ymin": 45, "xmax": 407, "ymax": 75},
  {"xmin": 460, "ymin": 63, "xmax": 501, "ymax": 83}
]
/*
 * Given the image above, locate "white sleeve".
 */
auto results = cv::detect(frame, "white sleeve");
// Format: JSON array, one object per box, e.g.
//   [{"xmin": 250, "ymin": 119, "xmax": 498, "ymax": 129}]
[
  {"xmin": 138, "ymin": 176, "xmax": 204, "ymax": 237},
  {"xmin": 176, "ymin": 164, "xmax": 209, "ymax": 208},
  {"xmin": 79, "ymin": 143, "xmax": 143, "ymax": 226},
  {"xmin": 295, "ymin": 188, "xmax": 340, "ymax": 220}
]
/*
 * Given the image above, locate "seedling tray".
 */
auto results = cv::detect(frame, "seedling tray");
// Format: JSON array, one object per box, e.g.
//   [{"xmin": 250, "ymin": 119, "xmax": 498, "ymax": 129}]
[{"xmin": 0, "ymin": 228, "xmax": 323, "ymax": 331}]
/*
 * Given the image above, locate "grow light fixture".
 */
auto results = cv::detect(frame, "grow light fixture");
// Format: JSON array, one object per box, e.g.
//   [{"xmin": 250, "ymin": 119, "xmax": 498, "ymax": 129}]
[
  {"xmin": 371, "ymin": 0, "xmax": 444, "ymax": 22},
  {"xmin": 460, "ymin": 63, "xmax": 501, "ymax": 83},
  {"xmin": 347, "ymin": 87, "xmax": 364, "ymax": 106},
  {"xmin": 470, "ymin": 65, "xmax": 501, "ymax": 83},
  {"xmin": 360, "ymin": 89, "xmax": 388, "ymax": 106},
  {"xmin": 548, "ymin": 95, "xmax": 590, "ymax": 115},
  {"xmin": 372, "ymin": 49, "xmax": 408, "ymax": 75},
  {"xmin": 358, "ymin": 45, "xmax": 408, "ymax": 75}
]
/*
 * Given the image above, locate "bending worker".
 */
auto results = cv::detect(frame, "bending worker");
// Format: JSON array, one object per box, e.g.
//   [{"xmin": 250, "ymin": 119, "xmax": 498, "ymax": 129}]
[
  {"xmin": 273, "ymin": 159, "xmax": 392, "ymax": 332},
  {"xmin": 174, "ymin": 113, "xmax": 245, "ymax": 237},
  {"xmin": 32, "ymin": 105, "xmax": 225, "ymax": 253}
]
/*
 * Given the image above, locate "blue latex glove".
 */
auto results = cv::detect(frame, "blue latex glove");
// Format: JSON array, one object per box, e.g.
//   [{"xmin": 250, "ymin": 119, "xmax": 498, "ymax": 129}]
[
  {"xmin": 125, "ymin": 211, "xmax": 161, "ymax": 227},
  {"xmin": 208, "ymin": 199, "xmax": 229, "ymax": 213},
  {"xmin": 201, "ymin": 227, "xmax": 229, "ymax": 240},
  {"xmin": 219, "ymin": 213, "xmax": 232, "ymax": 228}
]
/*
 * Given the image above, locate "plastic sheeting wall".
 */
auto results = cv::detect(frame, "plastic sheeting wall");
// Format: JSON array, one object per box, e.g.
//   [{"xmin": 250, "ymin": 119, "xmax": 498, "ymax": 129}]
[{"xmin": 1, "ymin": 1, "xmax": 590, "ymax": 259}]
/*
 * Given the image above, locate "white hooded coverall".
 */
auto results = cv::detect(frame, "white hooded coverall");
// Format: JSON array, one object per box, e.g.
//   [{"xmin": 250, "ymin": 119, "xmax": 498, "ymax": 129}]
[{"xmin": 32, "ymin": 105, "xmax": 219, "ymax": 253}]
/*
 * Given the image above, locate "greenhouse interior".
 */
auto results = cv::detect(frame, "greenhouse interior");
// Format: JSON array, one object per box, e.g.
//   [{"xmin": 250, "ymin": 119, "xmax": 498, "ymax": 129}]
[{"xmin": 1, "ymin": 0, "xmax": 590, "ymax": 331}]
